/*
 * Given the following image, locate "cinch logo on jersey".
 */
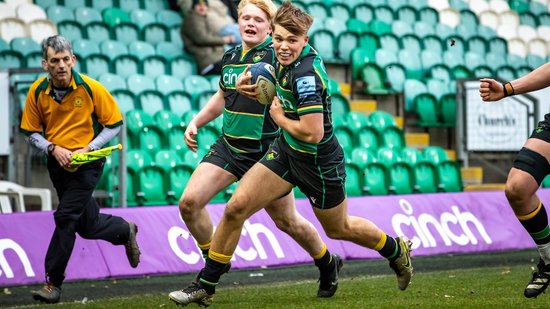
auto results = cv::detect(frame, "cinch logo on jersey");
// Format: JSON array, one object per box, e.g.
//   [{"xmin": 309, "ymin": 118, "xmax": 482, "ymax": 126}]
[{"xmin": 222, "ymin": 66, "xmax": 247, "ymax": 88}]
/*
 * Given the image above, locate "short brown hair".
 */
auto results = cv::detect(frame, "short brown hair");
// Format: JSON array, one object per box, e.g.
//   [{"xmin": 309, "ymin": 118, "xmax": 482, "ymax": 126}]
[
  {"xmin": 238, "ymin": 0, "xmax": 277, "ymax": 21},
  {"xmin": 273, "ymin": 1, "xmax": 313, "ymax": 36}
]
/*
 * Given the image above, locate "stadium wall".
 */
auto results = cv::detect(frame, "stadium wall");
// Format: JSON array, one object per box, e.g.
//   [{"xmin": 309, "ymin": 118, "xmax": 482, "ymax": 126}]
[{"xmin": 1, "ymin": 189, "xmax": 547, "ymax": 287}]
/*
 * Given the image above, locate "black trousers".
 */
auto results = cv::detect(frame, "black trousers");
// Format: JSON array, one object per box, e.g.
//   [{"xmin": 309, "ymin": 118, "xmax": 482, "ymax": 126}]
[{"xmin": 45, "ymin": 157, "xmax": 129, "ymax": 287}]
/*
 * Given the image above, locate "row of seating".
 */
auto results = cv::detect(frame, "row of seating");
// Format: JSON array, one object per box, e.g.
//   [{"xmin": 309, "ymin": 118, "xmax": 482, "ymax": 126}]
[{"xmin": 35, "ymin": 0, "xmax": 170, "ymax": 12}]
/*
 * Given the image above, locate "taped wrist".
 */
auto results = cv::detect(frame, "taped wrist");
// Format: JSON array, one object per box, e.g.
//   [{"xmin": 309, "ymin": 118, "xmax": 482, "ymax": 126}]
[{"xmin": 502, "ymin": 82, "xmax": 515, "ymax": 97}]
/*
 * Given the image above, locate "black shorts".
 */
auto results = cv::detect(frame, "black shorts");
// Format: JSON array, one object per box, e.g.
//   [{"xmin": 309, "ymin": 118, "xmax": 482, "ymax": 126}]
[
  {"xmin": 259, "ymin": 138, "xmax": 346, "ymax": 209},
  {"xmin": 530, "ymin": 119, "xmax": 550, "ymax": 143},
  {"xmin": 200, "ymin": 137, "xmax": 265, "ymax": 179}
]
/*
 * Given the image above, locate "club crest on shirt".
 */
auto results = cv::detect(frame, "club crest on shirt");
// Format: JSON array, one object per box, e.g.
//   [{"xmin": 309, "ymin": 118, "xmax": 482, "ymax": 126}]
[
  {"xmin": 281, "ymin": 74, "xmax": 289, "ymax": 87},
  {"xmin": 265, "ymin": 149, "xmax": 278, "ymax": 161},
  {"xmin": 253, "ymin": 50, "xmax": 267, "ymax": 62},
  {"xmin": 74, "ymin": 96, "xmax": 83, "ymax": 107}
]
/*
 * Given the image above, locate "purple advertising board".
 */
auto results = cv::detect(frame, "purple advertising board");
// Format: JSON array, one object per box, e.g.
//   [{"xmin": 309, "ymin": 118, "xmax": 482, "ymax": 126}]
[{"xmin": 0, "ymin": 189, "xmax": 546, "ymax": 287}]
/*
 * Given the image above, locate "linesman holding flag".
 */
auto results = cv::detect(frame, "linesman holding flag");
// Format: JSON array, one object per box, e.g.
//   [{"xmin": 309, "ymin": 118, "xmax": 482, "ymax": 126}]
[{"xmin": 20, "ymin": 35, "xmax": 141, "ymax": 304}]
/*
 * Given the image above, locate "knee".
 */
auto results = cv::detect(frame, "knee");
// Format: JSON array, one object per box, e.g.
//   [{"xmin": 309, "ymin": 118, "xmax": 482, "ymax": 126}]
[
  {"xmin": 323, "ymin": 226, "xmax": 346, "ymax": 240},
  {"xmin": 178, "ymin": 194, "xmax": 203, "ymax": 220},
  {"xmin": 505, "ymin": 180, "xmax": 528, "ymax": 205},
  {"xmin": 224, "ymin": 195, "xmax": 251, "ymax": 224}
]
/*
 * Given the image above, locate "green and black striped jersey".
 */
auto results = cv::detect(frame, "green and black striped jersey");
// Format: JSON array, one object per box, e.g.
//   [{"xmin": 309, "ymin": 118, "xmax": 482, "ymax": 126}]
[{"xmin": 219, "ymin": 37, "xmax": 279, "ymax": 154}]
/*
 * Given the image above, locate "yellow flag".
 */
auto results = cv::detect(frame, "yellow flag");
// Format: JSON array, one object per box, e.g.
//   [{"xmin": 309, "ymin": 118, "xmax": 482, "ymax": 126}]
[{"xmin": 65, "ymin": 144, "xmax": 123, "ymax": 172}]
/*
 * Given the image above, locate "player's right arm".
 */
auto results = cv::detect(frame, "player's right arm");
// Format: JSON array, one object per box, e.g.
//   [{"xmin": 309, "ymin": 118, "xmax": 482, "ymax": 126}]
[
  {"xmin": 184, "ymin": 89, "xmax": 225, "ymax": 152},
  {"xmin": 480, "ymin": 62, "xmax": 550, "ymax": 101}
]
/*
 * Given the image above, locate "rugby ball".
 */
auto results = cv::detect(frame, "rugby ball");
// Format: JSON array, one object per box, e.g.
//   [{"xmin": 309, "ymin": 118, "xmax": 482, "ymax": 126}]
[{"xmin": 248, "ymin": 62, "xmax": 276, "ymax": 105}]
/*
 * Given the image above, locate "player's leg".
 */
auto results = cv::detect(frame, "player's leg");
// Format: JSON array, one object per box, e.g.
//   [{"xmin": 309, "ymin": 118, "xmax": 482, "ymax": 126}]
[
  {"xmin": 507, "ymin": 138, "xmax": 550, "ymax": 298},
  {"xmin": 179, "ymin": 158, "xmax": 237, "ymax": 254},
  {"xmin": 265, "ymin": 192, "xmax": 342, "ymax": 297}
]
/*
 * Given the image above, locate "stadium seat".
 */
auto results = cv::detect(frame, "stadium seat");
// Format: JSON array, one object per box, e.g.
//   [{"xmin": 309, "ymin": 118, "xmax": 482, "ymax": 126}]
[
  {"xmin": 379, "ymin": 33, "xmax": 399, "ymax": 51},
  {"xmin": 15, "ymin": 3, "xmax": 47, "ymax": 24},
  {"xmin": 353, "ymin": 4, "xmax": 374, "ymax": 24},
  {"xmin": 495, "ymin": 65, "xmax": 517, "ymax": 82},
  {"xmin": 72, "ymin": 39, "xmax": 100, "ymax": 58},
  {"xmin": 127, "ymin": 149, "xmax": 153, "ymax": 172},
  {"xmin": 156, "ymin": 42, "xmax": 183, "ymax": 61},
  {"xmin": 183, "ymin": 74, "xmax": 212, "ymax": 100},
  {"xmin": 111, "ymin": 89, "xmax": 136, "ymax": 115},
  {"xmin": 345, "ymin": 163, "xmax": 364, "ymax": 196},
  {"xmin": 439, "ymin": 93, "xmax": 456, "ymax": 127},
  {"xmin": 363, "ymin": 162, "xmax": 389, "ymax": 195},
  {"xmin": 376, "ymin": 146, "xmax": 401, "ymax": 167},
  {"xmin": 46, "ymin": 5, "xmax": 74, "ymax": 24},
  {"xmin": 368, "ymin": 110, "xmax": 396, "ymax": 132},
  {"xmin": 422, "ymin": 146, "xmax": 449, "ymax": 164},
  {"xmin": 10, "ymin": 37, "xmax": 40, "ymax": 57},
  {"xmin": 84, "ymin": 22, "xmax": 111, "ymax": 43},
  {"xmin": 183, "ymin": 148, "xmax": 206, "ymax": 167},
  {"xmin": 155, "ymin": 149, "xmax": 182, "ymax": 172},
  {"xmin": 126, "ymin": 109, "xmax": 154, "ymax": 140},
  {"xmin": 359, "ymin": 63, "xmax": 391, "ymax": 94},
  {"xmin": 154, "ymin": 110, "xmax": 183, "ymax": 134},
  {"xmin": 310, "ymin": 30, "xmax": 336, "ymax": 61},
  {"xmin": 396, "ymin": 5, "xmax": 418, "ymax": 24},
  {"xmin": 419, "ymin": 7, "xmax": 439, "ymax": 25},
  {"xmin": 413, "ymin": 161, "xmax": 438, "ymax": 193},
  {"xmin": 357, "ymin": 126, "xmax": 381, "ymax": 153},
  {"xmin": 80, "ymin": 53, "xmax": 109, "ymax": 79},
  {"xmin": 388, "ymin": 163, "xmax": 414, "ymax": 194},
  {"xmin": 143, "ymin": 0, "xmax": 169, "ymax": 10},
  {"xmin": 57, "ymin": 20, "xmax": 84, "ymax": 41},
  {"xmin": 156, "ymin": 9, "xmax": 183, "ymax": 28},
  {"xmin": 422, "ymin": 35, "xmax": 444, "ymax": 55},
  {"xmin": 165, "ymin": 164, "xmax": 194, "ymax": 205},
  {"xmin": 374, "ymin": 5, "xmax": 395, "ymax": 24},
  {"xmin": 113, "ymin": 54, "xmax": 140, "ymax": 79},
  {"xmin": 329, "ymin": 3, "xmax": 351, "ymax": 21},
  {"xmin": 100, "ymin": 40, "xmax": 128, "ymax": 61},
  {"xmin": 135, "ymin": 166, "xmax": 168, "ymax": 206},
  {"xmin": 141, "ymin": 22, "xmax": 169, "ymax": 45},
  {"xmin": 384, "ymin": 63, "xmax": 406, "ymax": 92},
  {"xmin": 421, "ymin": 51, "xmax": 444, "ymax": 72},
  {"xmin": 307, "ymin": 2, "xmax": 329, "ymax": 20},
  {"xmin": 392, "ymin": 20, "xmax": 413, "ymax": 36},
  {"xmin": 128, "ymin": 41, "xmax": 156, "ymax": 61},
  {"xmin": 539, "ymin": 12, "xmax": 550, "ymax": 27},
  {"xmin": 138, "ymin": 125, "xmax": 166, "ymax": 154},
  {"xmin": 168, "ymin": 126, "xmax": 187, "ymax": 152},
  {"xmin": 102, "ymin": 7, "xmax": 130, "ymax": 27},
  {"xmin": 0, "ymin": 17, "xmax": 27, "ymax": 43},
  {"xmin": 127, "ymin": 74, "xmax": 155, "ymax": 96},
  {"xmin": 0, "ymin": 50, "xmax": 23, "ymax": 69},
  {"xmin": 351, "ymin": 47, "xmax": 372, "ymax": 80},
  {"xmin": 400, "ymin": 34, "xmax": 422, "ymax": 54},
  {"xmin": 346, "ymin": 18, "xmax": 370, "ymax": 34},
  {"xmin": 169, "ymin": 24, "xmax": 183, "ymax": 47},
  {"xmin": 137, "ymin": 90, "xmax": 166, "ymax": 116},
  {"xmin": 170, "ymin": 55, "xmax": 198, "ymax": 79},
  {"xmin": 398, "ymin": 49, "xmax": 423, "ymax": 80},
  {"xmin": 413, "ymin": 93, "xmax": 440, "ymax": 127},
  {"xmin": 166, "ymin": 91, "xmax": 194, "ymax": 117},
  {"xmin": 472, "ymin": 65, "xmax": 494, "ymax": 78},
  {"xmin": 426, "ymin": 78, "xmax": 447, "ymax": 100},
  {"xmin": 436, "ymin": 161, "xmax": 463, "ymax": 192},
  {"xmin": 350, "ymin": 147, "xmax": 377, "ymax": 169},
  {"xmin": 143, "ymin": 55, "xmax": 168, "ymax": 78},
  {"xmin": 336, "ymin": 31, "xmax": 358, "ymax": 62},
  {"xmin": 99, "ymin": 73, "xmax": 127, "ymax": 92},
  {"xmin": 368, "ymin": 20, "xmax": 392, "ymax": 36},
  {"xmin": 156, "ymin": 75, "xmax": 184, "ymax": 95},
  {"xmin": 400, "ymin": 146, "xmax": 423, "ymax": 166},
  {"xmin": 113, "ymin": 23, "xmax": 140, "ymax": 45},
  {"xmin": 335, "ymin": 126, "xmax": 356, "ymax": 151},
  {"xmin": 74, "ymin": 7, "xmax": 103, "ymax": 26},
  {"xmin": 330, "ymin": 93, "xmax": 350, "ymax": 115},
  {"xmin": 381, "ymin": 126, "xmax": 405, "ymax": 149},
  {"xmin": 181, "ymin": 109, "xmax": 200, "ymax": 128}
]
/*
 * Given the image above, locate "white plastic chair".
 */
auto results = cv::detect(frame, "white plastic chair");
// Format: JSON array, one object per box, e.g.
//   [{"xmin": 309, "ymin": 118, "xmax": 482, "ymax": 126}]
[
  {"xmin": 479, "ymin": 10, "xmax": 499, "ymax": 30},
  {"xmin": 498, "ymin": 10, "xmax": 520, "ymax": 29},
  {"xmin": 0, "ymin": 17, "xmax": 28, "ymax": 43},
  {"xmin": 508, "ymin": 38, "xmax": 528, "ymax": 57},
  {"xmin": 15, "ymin": 3, "xmax": 47, "ymax": 24},
  {"xmin": 439, "ymin": 8, "xmax": 460, "ymax": 27},
  {"xmin": 428, "ymin": 0, "xmax": 449, "ymax": 11},
  {"xmin": 489, "ymin": 0, "xmax": 511, "ymax": 13},
  {"xmin": 27, "ymin": 19, "xmax": 58, "ymax": 44},
  {"xmin": 528, "ymin": 38, "xmax": 548, "ymax": 58},
  {"xmin": 0, "ymin": 181, "xmax": 52, "ymax": 212},
  {"xmin": 497, "ymin": 24, "xmax": 518, "ymax": 40},
  {"xmin": 0, "ymin": 3, "xmax": 16, "ymax": 19},
  {"xmin": 517, "ymin": 25, "xmax": 538, "ymax": 43},
  {"xmin": 469, "ymin": 0, "xmax": 489, "ymax": 14}
]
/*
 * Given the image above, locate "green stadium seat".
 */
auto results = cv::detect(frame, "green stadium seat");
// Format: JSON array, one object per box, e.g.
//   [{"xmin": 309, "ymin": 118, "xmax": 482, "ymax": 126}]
[
  {"xmin": 422, "ymin": 146, "xmax": 449, "ymax": 164},
  {"xmin": 310, "ymin": 30, "xmax": 336, "ymax": 61},
  {"xmin": 323, "ymin": 18, "xmax": 347, "ymax": 37},
  {"xmin": 113, "ymin": 23, "xmax": 140, "ymax": 45},
  {"xmin": 307, "ymin": 2, "xmax": 329, "ymax": 20},
  {"xmin": 142, "ymin": 55, "xmax": 169, "ymax": 78},
  {"xmin": 529, "ymin": 1, "xmax": 547, "ymax": 14},
  {"xmin": 357, "ymin": 126, "xmax": 381, "ymax": 153},
  {"xmin": 155, "ymin": 149, "xmax": 182, "ymax": 171},
  {"xmin": 74, "ymin": 7, "xmax": 103, "ymax": 26},
  {"xmin": 330, "ymin": 93, "xmax": 350, "ymax": 115},
  {"xmin": 377, "ymin": 146, "xmax": 400, "ymax": 167},
  {"xmin": 488, "ymin": 37, "xmax": 507, "ymax": 54},
  {"xmin": 507, "ymin": 54, "xmax": 527, "ymax": 69},
  {"xmin": 408, "ymin": 0, "xmax": 427, "ymax": 9},
  {"xmin": 183, "ymin": 74, "xmax": 212, "ymax": 99},
  {"xmin": 156, "ymin": 9, "xmax": 183, "ymax": 28},
  {"xmin": 24, "ymin": 52, "xmax": 42, "ymax": 68},
  {"xmin": 127, "ymin": 149, "xmax": 153, "ymax": 172},
  {"xmin": 166, "ymin": 91, "xmax": 194, "ymax": 117},
  {"xmin": 165, "ymin": 164, "xmax": 194, "ymax": 205},
  {"xmin": 46, "ymin": 5, "xmax": 74, "ymax": 24},
  {"xmin": 472, "ymin": 65, "xmax": 494, "ymax": 78},
  {"xmin": 413, "ymin": 21, "xmax": 435, "ymax": 37},
  {"xmin": 58, "ymin": 20, "xmax": 85, "ymax": 41},
  {"xmin": 90, "ymin": 0, "xmax": 115, "ymax": 10},
  {"xmin": 421, "ymin": 51, "xmax": 444, "ymax": 73},
  {"xmin": 346, "ymin": 18, "xmax": 370, "ymax": 34},
  {"xmin": 154, "ymin": 110, "xmax": 183, "ymax": 133},
  {"xmin": 112, "ymin": 90, "xmax": 136, "ymax": 115},
  {"xmin": 81, "ymin": 54, "xmax": 110, "ymax": 78},
  {"xmin": 353, "ymin": 4, "xmax": 374, "ymax": 23},
  {"xmin": 99, "ymin": 73, "xmax": 127, "ymax": 92},
  {"xmin": 143, "ymin": 0, "xmax": 169, "ymax": 11},
  {"xmin": 368, "ymin": 19, "xmax": 392, "ymax": 35},
  {"xmin": 539, "ymin": 13, "xmax": 550, "ymax": 26},
  {"xmin": 35, "ymin": 0, "xmax": 57, "ymax": 8},
  {"xmin": 542, "ymin": 175, "xmax": 550, "ymax": 188},
  {"xmin": 135, "ymin": 166, "xmax": 168, "ymax": 206},
  {"xmin": 451, "ymin": 64, "xmax": 473, "ymax": 79},
  {"xmin": 388, "ymin": 163, "xmax": 414, "ymax": 194},
  {"xmin": 345, "ymin": 163, "xmax": 364, "ymax": 196},
  {"xmin": 436, "ymin": 161, "xmax": 463, "ymax": 192},
  {"xmin": 413, "ymin": 162, "xmax": 438, "ymax": 193},
  {"xmin": 387, "ymin": 0, "xmax": 407, "ymax": 10},
  {"xmin": 171, "ymin": 55, "xmax": 198, "ymax": 79},
  {"xmin": 426, "ymin": 78, "xmax": 447, "ymax": 100},
  {"xmin": 139, "ymin": 125, "xmax": 166, "ymax": 154},
  {"xmin": 169, "ymin": 25, "xmax": 183, "ymax": 47},
  {"xmin": 130, "ymin": 9, "xmax": 156, "ymax": 29},
  {"xmin": 419, "ymin": 7, "xmax": 438, "ymax": 25},
  {"xmin": 443, "ymin": 50, "xmax": 464, "ymax": 69},
  {"xmin": 485, "ymin": 52, "xmax": 507, "ymax": 71},
  {"xmin": 368, "ymin": 110, "xmax": 396, "ymax": 132},
  {"xmin": 439, "ymin": 93, "xmax": 456, "ymax": 127},
  {"xmin": 351, "ymin": 47, "xmax": 372, "ymax": 80},
  {"xmin": 335, "ymin": 126, "xmax": 355, "ymax": 151},
  {"xmin": 413, "ymin": 93, "xmax": 440, "ymax": 127},
  {"xmin": 396, "ymin": 5, "xmax": 417, "ymax": 24},
  {"xmin": 0, "ymin": 38, "xmax": 8, "ymax": 52},
  {"xmin": 102, "ymin": 7, "xmax": 130, "ymax": 27},
  {"xmin": 381, "ymin": 125, "xmax": 405, "ymax": 149},
  {"xmin": 398, "ymin": 49, "xmax": 423, "ymax": 80},
  {"xmin": 496, "ymin": 65, "xmax": 517, "ymax": 82},
  {"xmin": 84, "ymin": 22, "xmax": 111, "ymax": 43},
  {"xmin": 346, "ymin": 111, "xmax": 371, "ymax": 131},
  {"xmin": 422, "ymin": 35, "xmax": 443, "ymax": 54},
  {"xmin": 384, "ymin": 62, "xmax": 406, "ymax": 92},
  {"xmin": 400, "ymin": 34, "xmax": 422, "ymax": 54},
  {"xmin": 156, "ymin": 75, "xmax": 184, "ymax": 95},
  {"xmin": 61, "ymin": 0, "xmax": 86, "ymax": 9},
  {"xmin": 137, "ymin": 90, "xmax": 166, "ymax": 116},
  {"xmin": 113, "ymin": 54, "xmax": 140, "ymax": 78},
  {"xmin": 100, "ymin": 40, "xmax": 128, "ymax": 61},
  {"xmin": 363, "ymin": 162, "xmax": 389, "ymax": 195},
  {"xmin": 128, "ymin": 41, "xmax": 156, "ymax": 60},
  {"xmin": 466, "ymin": 36, "xmax": 488, "ymax": 55},
  {"xmin": 10, "ymin": 37, "xmax": 40, "ymax": 57},
  {"xmin": 350, "ymin": 147, "xmax": 377, "ymax": 169},
  {"xmin": 156, "ymin": 42, "xmax": 183, "ymax": 61},
  {"xmin": 0, "ymin": 50, "xmax": 25, "ymax": 69},
  {"xmin": 435, "ymin": 23, "xmax": 455, "ymax": 39},
  {"xmin": 141, "ymin": 23, "xmax": 169, "ymax": 45},
  {"xmin": 183, "ymin": 149, "xmax": 206, "ymax": 167},
  {"xmin": 329, "ymin": 3, "xmax": 351, "ymax": 21},
  {"xmin": 168, "ymin": 126, "xmax": 188, "ymax": 152},
  {"xmin": 400, "ymin": 146, "xmax": 423, "ymax": 166},
  {"xmin": 527, "ymin": 54, "xmax": 546, "ymax": 69},
  {"xmin": 127, "ymin": 73, "xmax": 155, "ymax": 95},
  {"xmin": 358, "ymin": 31, "xmax": 379, "ymax": 52},
  {"xmin": 336, "ymin": 31, "xmax": 359, "ymax": 62},
  {"xmin": 516, "ymin": 66, "xmax": 533, "ymax": 78},
  {"xmin": 379, "ymin": 33, "xmax": 399, "ymax": 51},
  {"xmin": 182, "ymin": 109, "xmax": 200, "ymax": 128},
  {"xmin": 392, "ymin": 20, "xmax": 413, "ymax": 36},
  {"xmin": 374, "ymin": 5, "xmax": 395, "ymax": 24},
  {"xmin": 197, "ymin": 125, "xmax": 220, "ymax": 152},
  {"xmin": 73, "ymin": 39, "xmax": 100, "ymax": 58},
  {"xmin": 359, "ymin": 63, "xmax": 391, "ymax": 94},
  {"xmin": 126, "ymin": 109, "xmax": 154, "ymax": 139},
  {"xmin": 404, "ymin": 79, "xmax": 427, "ymax": 111}
]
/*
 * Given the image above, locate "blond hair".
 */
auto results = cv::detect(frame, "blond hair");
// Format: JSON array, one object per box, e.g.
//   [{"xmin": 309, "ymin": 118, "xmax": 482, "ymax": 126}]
[{"xmin": 238, "ymin": 0, "xmax": 277, "ymax": 21}]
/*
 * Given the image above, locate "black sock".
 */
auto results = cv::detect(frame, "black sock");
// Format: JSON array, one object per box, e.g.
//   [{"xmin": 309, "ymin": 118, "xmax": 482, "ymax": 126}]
[
  {"xmin": 314, "ymin": 250, "xmax": 334, "ymax": 273},
  {"xmin": 199, "ymin": 258, "xmax": 228, "ymax": 294}
]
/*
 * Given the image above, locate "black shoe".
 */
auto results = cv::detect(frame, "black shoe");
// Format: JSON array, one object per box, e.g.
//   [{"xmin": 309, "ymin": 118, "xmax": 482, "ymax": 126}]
[
  {"xmin": 125, "ymin": 221, "xmax": 141, "ymax": 268},
  {"xmin": 32, "ymin": 283, "xmax": 61, "ymax": 304},
  {"xmin": 317, "ymin": 254, "xmax": 343, "ymax": 298},
  {"xmin": 169, "ymin": 282, "xmax": 214, "ymax": 307},
  {"xmin": 525, "ymin": 259, "xmax": 550, "ymax": 298}
]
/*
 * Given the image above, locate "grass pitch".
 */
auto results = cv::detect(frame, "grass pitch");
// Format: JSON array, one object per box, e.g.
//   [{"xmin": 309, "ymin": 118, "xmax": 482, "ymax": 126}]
[{"xmin": 3, "ymin": 250, "xmax": 550, "ymax": 308}]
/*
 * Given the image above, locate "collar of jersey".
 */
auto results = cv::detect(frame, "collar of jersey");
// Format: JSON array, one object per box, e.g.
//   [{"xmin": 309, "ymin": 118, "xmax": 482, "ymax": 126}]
[
  {"xmin": 239, "ymin": 36, "xmax": 272, "ymax": 62},
  {"xmin": 43, "ymin": 68, "xmax": 83, "ymax": 95}
]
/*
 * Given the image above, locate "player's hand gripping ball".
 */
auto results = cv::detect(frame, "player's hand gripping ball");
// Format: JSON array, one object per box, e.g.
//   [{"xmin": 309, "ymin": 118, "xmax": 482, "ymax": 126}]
[{"xmin": 248, "ymin": 62, "xmax": 276, "ymax": 105}]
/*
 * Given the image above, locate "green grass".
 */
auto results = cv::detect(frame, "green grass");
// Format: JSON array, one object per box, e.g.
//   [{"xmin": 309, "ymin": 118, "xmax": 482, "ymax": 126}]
[{"xmin": 4, "ymin": 251, "xmax": 550, "ymax": 308}]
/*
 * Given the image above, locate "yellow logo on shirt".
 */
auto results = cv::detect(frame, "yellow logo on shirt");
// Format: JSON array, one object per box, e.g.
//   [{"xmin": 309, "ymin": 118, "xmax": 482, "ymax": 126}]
[{"xmin": 74, "ymin": 96, "xmax": 83, "ymax": 107}]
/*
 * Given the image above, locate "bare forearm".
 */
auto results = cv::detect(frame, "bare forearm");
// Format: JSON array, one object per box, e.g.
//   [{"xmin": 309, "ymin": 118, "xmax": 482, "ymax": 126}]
[
  {"xmin": 193, "ymin": 91, "xmax": 224, "ymax": 128},
  {"xmin": 512, "ymin": 62, "xmax": 550, "ymax": 95}
]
